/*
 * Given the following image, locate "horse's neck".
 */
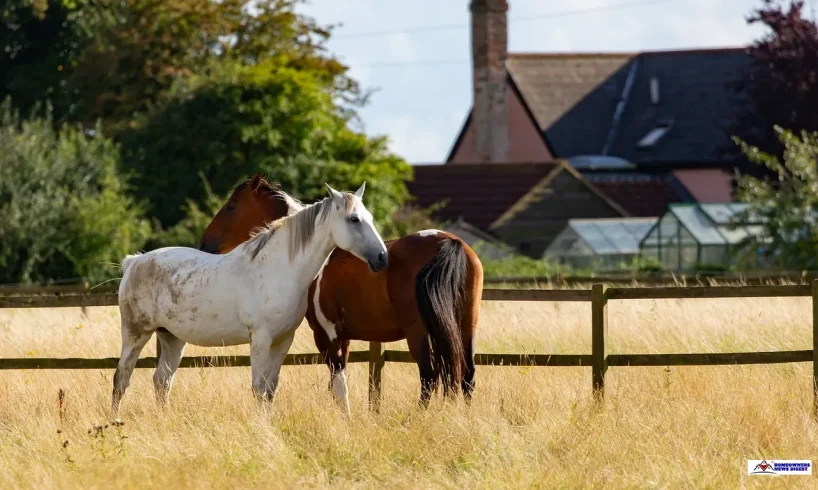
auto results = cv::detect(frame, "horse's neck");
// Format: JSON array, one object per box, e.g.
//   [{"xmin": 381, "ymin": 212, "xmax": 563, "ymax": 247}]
[{"xmin": 257, "ymin": 220, "xmax": 335, "ymax": 292}]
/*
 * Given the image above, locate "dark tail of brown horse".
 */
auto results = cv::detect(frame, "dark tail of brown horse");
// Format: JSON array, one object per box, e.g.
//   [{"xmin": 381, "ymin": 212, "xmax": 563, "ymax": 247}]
[{"xmin": 414, "ymin": 238, "xmax": 468, "ymax": 397}]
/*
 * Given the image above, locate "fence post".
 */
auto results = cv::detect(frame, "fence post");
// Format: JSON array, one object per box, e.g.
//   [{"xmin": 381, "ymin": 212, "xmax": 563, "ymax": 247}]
[
  {"xmin": 369, "ymin": 341, "xmax": 385, "ymax": 412},
  {"xmin": 812, "ymin": 280, "xmax": 818, "ymax": 419},
  {"xmin": 592, "ymin": 284, "xmax": 609, "ymax": 402}
]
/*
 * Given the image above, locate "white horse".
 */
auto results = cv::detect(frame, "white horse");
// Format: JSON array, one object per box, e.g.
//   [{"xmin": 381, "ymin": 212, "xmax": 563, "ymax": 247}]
[{"xmin": 112, "ymin": 183, "xmax": 387, "ymax": 414}]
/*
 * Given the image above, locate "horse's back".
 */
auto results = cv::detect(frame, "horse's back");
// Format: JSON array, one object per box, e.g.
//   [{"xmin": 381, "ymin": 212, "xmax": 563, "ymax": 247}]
[
  {"xmin": 118, "ymin": 247, "xmax": 252, "ymax": 345},
  {"xmin": 120, "ymin": 247, "xmax": 214, "ymax": 295},
  {"xmin": 386, "ymin": 229, "xmax": 483, "ymax": 327}
]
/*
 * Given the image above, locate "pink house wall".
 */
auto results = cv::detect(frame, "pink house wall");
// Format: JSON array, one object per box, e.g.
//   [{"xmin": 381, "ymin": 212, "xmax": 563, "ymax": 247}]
[
  {"xmin": 673, "ymin": 169, "xmax": 734, "ymax": 203},
  {"xmin": 449, "ymin": 81, "xmax": 552, "ymax": 163}
]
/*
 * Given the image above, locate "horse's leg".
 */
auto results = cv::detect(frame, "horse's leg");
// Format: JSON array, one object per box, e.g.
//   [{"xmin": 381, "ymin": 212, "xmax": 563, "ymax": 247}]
[
  {"xmin": 111, "ymin": 329, "xmax": 153, "ymax": 415},
  {"xmin": 250, "ymin": 329, "xmax": 296, "ymax": 402},
  {"xmin": 460, "ymin": 304, "xmax": 479, "ymax": 403},
  {"xmin": 461, "ymin": 332, "xmax": 477, "ymax": 403},
  {"xmin": 330, "ymin": 339, "xmax": 351, "ymax": 415},
  {"xmin": 153, "ymin": 328, "xmax": 187, "ymax": 407},
  {"xmin": 406, "ymin": 326, "xmax": 437, "ymax": 409},
  {"xmin": 314, "ymin": 328, "xmax": 351, "ymax": 414}
]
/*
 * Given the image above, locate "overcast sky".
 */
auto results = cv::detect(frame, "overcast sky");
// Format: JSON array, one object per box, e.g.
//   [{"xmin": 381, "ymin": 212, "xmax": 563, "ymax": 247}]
[{"xmin": 297, "ymin": 0, "xmax": 774, "ymax": 164}]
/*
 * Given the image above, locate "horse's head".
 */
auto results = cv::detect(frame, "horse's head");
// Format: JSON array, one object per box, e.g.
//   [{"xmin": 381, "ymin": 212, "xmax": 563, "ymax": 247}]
[
  {"xmin": 199, "ymin": 173, "xmax": 300, "ymax": 254},
  {"xmin": 325, "ymin": 182, "xmax": 388, "ymax": 272}
]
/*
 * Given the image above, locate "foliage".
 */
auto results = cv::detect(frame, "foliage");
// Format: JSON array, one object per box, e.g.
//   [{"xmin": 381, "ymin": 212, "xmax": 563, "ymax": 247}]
[
  {"xmin": 2, "ymin": 0, "xmax": 366, "ymax": 135},
  {"xmin": 1, "ymin": 0, "xmax": 414, "ymax": 281},
  {"xmin": 734, "ymin": 126, "xmax": 818, "ymax": 269},
  {"xmin": 0, "ymin": 0, "xmax": 89, "ymax": 125},
  {"xmin": 730, "ymin": 0, "xmax": 818, "ymax": 157},
  {"xmin": 0, "ymin": 98, "xmax": 151, "ymax": 283},
  {"xmin": 148, "ymin": 175, "xmax": 229, "ymax": 249},
  {"xmin": 477, "ymin": 251, "xmax": 574, "ymax": 278},
  {"xmin": 119, "ymin": 62, "xmax": 411, "ymax": 229}
]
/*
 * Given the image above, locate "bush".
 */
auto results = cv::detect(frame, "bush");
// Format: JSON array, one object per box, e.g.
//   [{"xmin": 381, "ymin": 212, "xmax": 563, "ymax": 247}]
[
  {"xmin": 735, "ymin": 126, "xmax": 818, "ymax": 269},
  {"xmin": 119, "ymin": 63, "xmax": 411, "ymax": 230},
  {"xmin": 0, "ymin": 98, "xmax": 151, "ymax": 284}
]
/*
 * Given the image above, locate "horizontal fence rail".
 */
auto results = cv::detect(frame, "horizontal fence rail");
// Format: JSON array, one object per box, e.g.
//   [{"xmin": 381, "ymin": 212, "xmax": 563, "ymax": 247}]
[
  {"xmin": 1, "ymin": 283, "xmax": 817, "ymax": 417},
  {"xmin": 483, "ymin": 271, "xmax": 818, "ymax": 286}
]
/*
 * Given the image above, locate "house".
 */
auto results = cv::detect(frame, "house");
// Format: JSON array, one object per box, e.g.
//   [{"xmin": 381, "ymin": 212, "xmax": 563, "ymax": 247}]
[
  {"xmin": 407, "ymin": 161, "xmax": 627, "ymax": 257},
  {"xmin": 405, "ymin": 0, "xmax": 754, "ymax": 261},
  {"xmin": 444, "ymin": 0, "xmax": 752, "ymax": 204},
  {"xmin": 544, "ymin": 217, "xmax": 658, "ymax": 269}
]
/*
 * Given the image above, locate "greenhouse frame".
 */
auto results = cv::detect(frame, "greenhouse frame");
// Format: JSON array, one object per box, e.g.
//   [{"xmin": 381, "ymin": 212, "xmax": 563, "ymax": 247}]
[
  {"xmin": 639, "ymin": 203, "xmax": 768, "ymax": 270},
  {"xmin": 544, "ymin": 217, "xmax": 658, "ymax": 269}
]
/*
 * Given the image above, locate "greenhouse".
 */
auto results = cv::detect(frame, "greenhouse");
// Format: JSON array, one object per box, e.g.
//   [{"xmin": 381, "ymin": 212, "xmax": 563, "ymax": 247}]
[
  {"xmin": 639, "ymin": 203, "xmax": 768, "ymax": 270},
  {"xmin": 544, "ymin": 217, "xmax": 658, "ymax": 269}
]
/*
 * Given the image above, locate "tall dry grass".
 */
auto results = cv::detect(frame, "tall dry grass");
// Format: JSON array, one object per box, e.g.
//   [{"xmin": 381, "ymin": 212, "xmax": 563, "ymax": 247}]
[{"xmin": 1, "ymin": 291, "xmax": 817, "ymax": 489}]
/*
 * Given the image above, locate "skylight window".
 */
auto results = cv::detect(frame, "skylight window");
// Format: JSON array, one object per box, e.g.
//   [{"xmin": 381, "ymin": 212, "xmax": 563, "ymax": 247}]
[{"xmin": 637, "ymin": 120, "xmax": 673, "ymax": 148}]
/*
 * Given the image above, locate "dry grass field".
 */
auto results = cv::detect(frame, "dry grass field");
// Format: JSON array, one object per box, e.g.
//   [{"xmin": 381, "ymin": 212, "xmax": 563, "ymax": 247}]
[{"xmin": 2, "ymin": 288, "xmax": 818, "ymax": 489}]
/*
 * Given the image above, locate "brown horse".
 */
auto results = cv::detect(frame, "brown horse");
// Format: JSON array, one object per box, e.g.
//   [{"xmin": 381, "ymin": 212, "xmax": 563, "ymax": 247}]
[{"xmin": 198, "ymin": 174, "xmax": 483, "ymax": 411}]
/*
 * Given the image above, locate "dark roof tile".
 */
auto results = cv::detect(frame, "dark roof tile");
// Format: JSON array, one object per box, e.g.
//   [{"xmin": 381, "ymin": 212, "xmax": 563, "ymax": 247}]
[
  {"xmin": 582, "ymin": 172, "xmax": 694, "ymax": 217},
  {"xmin": 506, "ymin": 48, "xmax": 753, "ymax": 167},
  {"xmin": 407, "ymin": 162, "xmax": 560, "ymax": 229}
]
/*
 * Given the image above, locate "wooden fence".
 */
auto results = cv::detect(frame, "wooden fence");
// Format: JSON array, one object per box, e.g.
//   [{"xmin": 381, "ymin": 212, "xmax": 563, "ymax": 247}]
[
  {"xmin": 483, "ymin": 271, "xmax": 818, "ymax": 286},
  {"xmin": 1, "ymin": 284, "xmax": 817, "ymax": 416},
  {"xmin": 3, "ymin": 269, "xmax": 818, "ymax": 294}
]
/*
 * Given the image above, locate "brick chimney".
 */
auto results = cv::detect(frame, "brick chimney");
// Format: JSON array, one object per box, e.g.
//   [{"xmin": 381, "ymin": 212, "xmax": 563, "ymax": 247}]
[{"xmin": 470, "ymin": 0, "xmax": 509, "ymax": 162}]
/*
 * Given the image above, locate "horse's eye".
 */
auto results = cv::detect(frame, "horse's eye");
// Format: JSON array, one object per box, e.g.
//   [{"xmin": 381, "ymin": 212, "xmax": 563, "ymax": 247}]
[{"xmin": 349, "ymin": 216, "xmax": 360, "ymax": 224}]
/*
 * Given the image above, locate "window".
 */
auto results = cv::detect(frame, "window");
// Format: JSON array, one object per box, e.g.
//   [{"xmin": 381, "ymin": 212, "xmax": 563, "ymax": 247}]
[{"xmin": 637, "ymin": 120, "xmax": 673, "ymax": 148}]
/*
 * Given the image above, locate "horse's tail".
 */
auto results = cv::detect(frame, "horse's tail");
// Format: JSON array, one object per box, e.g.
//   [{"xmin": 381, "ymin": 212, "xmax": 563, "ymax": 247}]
[
  {"xmin": 414, "ymin": 238, "xmax": 468, "ymax": 397},
  {"xmin": 119, "ymin": 253, "xmax": 143, "ymax": 282}
]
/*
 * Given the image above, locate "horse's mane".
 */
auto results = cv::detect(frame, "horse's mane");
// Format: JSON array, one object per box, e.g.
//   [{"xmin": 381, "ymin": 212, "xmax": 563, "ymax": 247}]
[
  {"xmin": 235, "ymin": 177, "xmax": 305, "ymax": 215},
  {"xmin": 245, "ymin": 193, "xmax": 353, "ymax": 262}
]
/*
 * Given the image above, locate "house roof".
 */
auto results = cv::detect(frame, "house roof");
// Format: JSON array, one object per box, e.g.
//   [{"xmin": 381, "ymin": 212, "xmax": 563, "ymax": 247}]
[
  {"xmin": 407, "ymin": 162, "xmax": 561, "ymax": 230},
  {"xmin": 445, "ymin": 217, "xmax": 507, "ymax": 246},
  {"xmin": 449, "ymin": 48, "xmax": 753, "ymax": 169},
  {"xmin": 581, "ymin": 172, "xmax": 695, "ymax": 218}
]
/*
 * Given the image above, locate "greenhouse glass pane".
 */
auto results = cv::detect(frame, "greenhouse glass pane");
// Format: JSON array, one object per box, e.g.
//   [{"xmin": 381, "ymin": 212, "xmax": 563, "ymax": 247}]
[
  {"xmin": 661, "ymin": 247, "xmax": 679, "ymax": 269},
  {"xmin": 700, "ymin": 245, "xmax": 727, "ymax": 266},
  {"xmin": 642, "ymin": 226, "xmax": 660, "ymax": 246},
  {"xmin": 658, "ymin": 214, "xmax": 680, "ymax": 244},
  {"xmin": 700, "ymin": 203, "xmax": 735, "ymax": 224},
  {"xmin": 672, "ymin": 206, "xmax": 726, "ymax": 245},
  {"xmin": 716, "ymin": 225, "xmax": 750, "ymax": 244},
  {"xmin": 572, "ymin": 222, "xmax": 617, "ymax": 254},
  {"xmin": 680, "ymin": 244, "xmax": 698, "ymax": 269},
  {"xmin": 679, "ymin": 226, "xmax": 698, "ymax": 245},
  {"xmin": 595, "ymin": 222, "xmax": 637, "ymax": 254}
]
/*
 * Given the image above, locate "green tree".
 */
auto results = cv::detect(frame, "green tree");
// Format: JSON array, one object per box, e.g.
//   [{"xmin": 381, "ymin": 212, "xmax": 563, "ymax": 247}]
[
  {"xmin": 0, "ymin": 98, "xmax": 151, "ymax": 283},
  {"xmin": 67, "ymin": 0, "xmax": 364, "ymax": 134},
  {"xmin": 3, "ymin": 0, "xmax": 365, "ymax": 134},
  {"xmin": 734, "ymin": 126, "xmax": 818, "ymax": 268},
  {"xmin": 119, "ymin": 62, "xmax": 411, "ymax": 231},
  {"xmin": 1, "ymin": 0, "xmax": 89, "ymax": 123}
]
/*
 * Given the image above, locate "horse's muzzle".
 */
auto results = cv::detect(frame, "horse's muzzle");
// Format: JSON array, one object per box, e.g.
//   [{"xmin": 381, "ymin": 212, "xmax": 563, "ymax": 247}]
[{"xmin": 367, "ymin": 250, "xmax": 388, "ymax": 272}]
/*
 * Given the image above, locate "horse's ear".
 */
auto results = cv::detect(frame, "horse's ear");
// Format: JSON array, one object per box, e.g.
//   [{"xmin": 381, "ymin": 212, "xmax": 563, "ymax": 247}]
[
  {"xmin": 325, "ymin": 183, "xmax": 343, "ymax": 206},
  {"xmin": 250, "ymin": 173, "xmax": 262, "ymax": 192},
  {"xmin": 354, "ymin": 181, "xmax": 366, "ymax": 199}
]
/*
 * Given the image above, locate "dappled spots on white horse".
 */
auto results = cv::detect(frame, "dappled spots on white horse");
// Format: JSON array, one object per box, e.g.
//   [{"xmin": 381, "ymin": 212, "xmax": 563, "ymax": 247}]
[{"xmin": 112, "ymin": 183, "xmax": 387, "ymax": 414}]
